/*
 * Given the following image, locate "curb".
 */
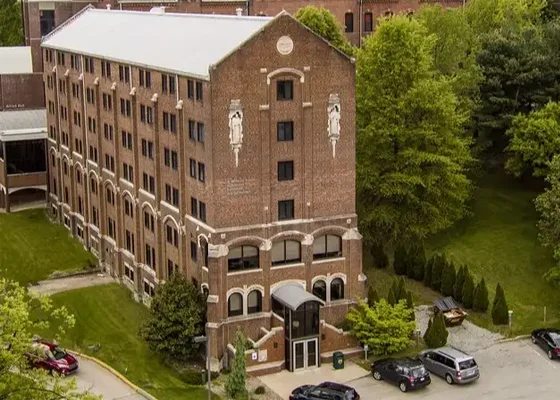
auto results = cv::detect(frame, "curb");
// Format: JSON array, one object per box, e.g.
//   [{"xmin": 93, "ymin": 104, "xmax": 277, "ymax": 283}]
[
  {"xmin": 68, "ymin": 350, "xmax": 158, "ymax": 400},
  {"xmin": 498, "ymin": 334, "xmax": 531, "ymax": 343},
  {"xmin": 47, "ymin": 268, "xmax": 102, "ymax": 280}
]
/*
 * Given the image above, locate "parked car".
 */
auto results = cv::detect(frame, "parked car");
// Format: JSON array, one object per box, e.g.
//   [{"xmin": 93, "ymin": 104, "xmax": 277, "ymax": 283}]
[
  {"xmin": 531, "ymin": 328, "xmax": 560, "ymax": 359},
  {"xmin": 371, "ymin": 357, "xmax": 431, "ymax": 393},
  {"xmin": 289, "ymin": 381, "xmax": 360, "ymax": 400},
  {"xmin": 26, "ymin": 338, "xmax": 79, "ymax": 376},
  {"xmin": 419, "ymin": 347, "xmax": 479, "ymax": 385}
]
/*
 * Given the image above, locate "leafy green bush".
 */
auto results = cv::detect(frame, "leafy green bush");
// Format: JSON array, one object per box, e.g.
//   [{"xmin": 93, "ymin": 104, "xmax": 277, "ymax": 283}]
[
  {"xmin": 441, "ymin": 261, "xmax": 456, "ymax": 296},
  {"xmin": 492, "ymin": 283, "xmax": 509, "ymax": 325},
  {"xmin": 473, "ymin": 277, "xmax": 489, "ymax": 312}
]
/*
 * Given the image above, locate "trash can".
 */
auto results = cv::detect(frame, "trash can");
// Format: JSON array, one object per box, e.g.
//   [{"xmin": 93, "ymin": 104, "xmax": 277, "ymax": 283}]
[{"xmin": 333, "ymin": 351, "xmax": 344, "ymax": 370}]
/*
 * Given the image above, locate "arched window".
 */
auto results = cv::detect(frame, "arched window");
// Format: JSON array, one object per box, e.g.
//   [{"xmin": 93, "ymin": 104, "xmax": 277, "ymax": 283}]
[
  {"xmin": 313, "ymin": 235, "xmax": 342, "ymax": 260},
  {"xmin": 271, "ymin": 240, "xmax": 301, "ymax": 266},
  {"xmin": 331, "ymin": 278, "xmax": 344, "ymax": 301},
  {"xmin": 312, "ymin": 280, "xmax": 327, "ymax": 302},
  {"xmin": 228, "ymin": 245, "xmax": 259, "ymax": 272},
  {"xmin": 202, "ymin": 285, "xmax": 209, "ymax": 298},
  {"xmin": 247, "ymin": 290, "xmax": 262, "ymax": 314},
  {"xmin": 63, "ymin": 161, "xmax": 68, "ymax": 175},
  {"xmin": 345, "ymin": 12, "xmax": 354, "ymax": 33},
  {"xmin": 76, "ymin": 170, "xmax": 82, "ymax": 184},
  {"xmin": 228, "ymin": 292, "xmax": 243, "ymax": 317}
]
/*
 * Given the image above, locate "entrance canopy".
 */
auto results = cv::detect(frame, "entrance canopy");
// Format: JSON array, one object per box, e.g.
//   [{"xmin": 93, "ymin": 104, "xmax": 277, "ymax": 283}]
[{"xmin": 272, "ymin": 284, "xmax": 325, "ymax": 311}]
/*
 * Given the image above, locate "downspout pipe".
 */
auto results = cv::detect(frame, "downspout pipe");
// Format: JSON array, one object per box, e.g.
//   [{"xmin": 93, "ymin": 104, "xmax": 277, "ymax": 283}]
[{"xmin": 359, "ymin": 0, "xmax": 363, "ymax": 47}]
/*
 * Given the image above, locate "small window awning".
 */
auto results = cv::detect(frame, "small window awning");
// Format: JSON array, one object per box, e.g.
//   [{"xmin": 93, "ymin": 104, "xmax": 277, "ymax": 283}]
[{"xmin": 272, "ymin": 284, "xmax": 325, "ymax": 311}]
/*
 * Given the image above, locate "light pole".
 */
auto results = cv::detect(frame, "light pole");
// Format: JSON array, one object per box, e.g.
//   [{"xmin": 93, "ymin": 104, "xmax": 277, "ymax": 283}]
[{"xmin": 194, "ymin": 334, "xmax": 211, "ymax": 400}]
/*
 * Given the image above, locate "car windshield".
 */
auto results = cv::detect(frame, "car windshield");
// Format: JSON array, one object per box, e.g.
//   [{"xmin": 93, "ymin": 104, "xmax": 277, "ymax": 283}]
[
  {"xmin": 52, "ymin": 347, "xmax": 67, "ymax": 360},
  {"xmin": 410, "ymin": 366, "xmax": 426, "ymax": 377},
  {"xmin": 459, "ymin": 359, "xmax": 477, "ymax": 370},
  {"xmin": 550, "ymin": 333, "xmax": 560, "ymax": 346}
]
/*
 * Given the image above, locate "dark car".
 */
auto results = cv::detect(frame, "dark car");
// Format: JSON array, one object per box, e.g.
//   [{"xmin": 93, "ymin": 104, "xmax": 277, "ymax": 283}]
[
  {"xmin": 532, "ymin": 328, "xmax": 560, "ymax": 359},
  {"xmin": 371, "ymin": 357, "xmax": 431, "ymax": 393},
  {"xmin": 289, "ymin": 381, "xmax": 360, "ymax": 400},
  {"xmin": 26, "ymin": 339, "xmax": 79, "ymax": 376}
]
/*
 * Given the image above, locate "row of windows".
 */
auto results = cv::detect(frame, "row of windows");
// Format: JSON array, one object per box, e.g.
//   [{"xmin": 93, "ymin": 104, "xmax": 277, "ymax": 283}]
[
  {"xmin": 227, "ymin": 235, "xmax": 343, "ymax": 272},
  {"xmin": 189, "ymin": 159, "xmax": 205, "ymax": 182}
]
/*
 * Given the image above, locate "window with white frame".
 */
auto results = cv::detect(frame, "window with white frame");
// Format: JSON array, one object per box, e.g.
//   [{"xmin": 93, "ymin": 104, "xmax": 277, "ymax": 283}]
[
  {"xmin": 124, "ymin": 263, "xmax": 135, "ymax": 283},
  {"xmin": 63, "ymin": 215, "xmax": 71, "ymax": 229},
  {"xmin": 271, "ymin": 240, "xmax": 301, "ymax": 266},
  {"xmin": 228, "ymin": 292, "xmax": 243, "ymax": 317},
  {"xmin": 143, "ymin": 279, "xmax": 155, "ymax": 297},
  {"xmin": 313, "ymin": 235, "xmax": 342, "ymax": 260},
  {"xmin": 247, "ymin": 290, "xmax": 263, "ymax": 314}
]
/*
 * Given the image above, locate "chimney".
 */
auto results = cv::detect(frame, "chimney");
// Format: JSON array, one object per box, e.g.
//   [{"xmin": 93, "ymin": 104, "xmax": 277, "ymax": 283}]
[
  {"xmin": 236, "ymin": 8, "xmax": 243, "ymax": 16},
  {"xmin": 106, "ymin": 4, "xmax": 111, "ymax": 9}
]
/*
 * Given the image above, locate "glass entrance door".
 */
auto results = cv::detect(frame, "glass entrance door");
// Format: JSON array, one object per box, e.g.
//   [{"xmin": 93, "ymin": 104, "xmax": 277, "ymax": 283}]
[{"xmin": 293, "ymin": 338, "xmax": 318, "ymax": 371}]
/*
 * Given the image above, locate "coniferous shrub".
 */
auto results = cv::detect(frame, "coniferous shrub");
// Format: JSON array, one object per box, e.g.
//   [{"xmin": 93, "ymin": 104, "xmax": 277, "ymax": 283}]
[
  {"xmin": 413, "ymin": 245, "xmax": 426, "ymax": 281},
  {"xmin": 387, "ymin": 287, "xmax": 397, "ymax": 306},
  {"xmin": 371, "ymin": 242, "xmax": 389, "ymax": 269},
  {"xmin": 406, "ymin": 247, "xmax": 416, "ymax": 279},
  {"xmin": 423, "ymin": 318, "xmax": 433, "ymax": 345},
  {"xmin": 453, "ymin": 265, "xmax": 467, "ymax": 302},
  {"xmin": 492, "ymin": 283, "xmax": 509, "ymax": 325},
  {"xmin": 441, "ymin": 261, "xmax": 456, "ymax": 297},
  {"xmin": 368, "ymin": 286, "xmax": 380, "ymax": 307},
  {"xmin": 424, "ymin": 313, "xmax": 448, "ymax": 348},
  {"xmin": 406, "ymin": 291, "xmax": 415, "ymax": 321},
  {"xmin": 393, "ymin": 245, "xmax": 407, "ymax": 275},
  {"xmin": 473, "ymin": 277, "xmax": 490, "ymax": 312},
  {"xmin": 424, "ymin": 257, "xmax": 434, "ymax": 287},
  {"xmin": 462, "ymin": 272, "xmax": 475, "ymax": 308},
  {"xmin": 431, "ymin": 255, "xmax": 445, "ymax": 292},
  {"xmin": 397, "ymin": 276, "xmax": 407, "ymax": 301}
]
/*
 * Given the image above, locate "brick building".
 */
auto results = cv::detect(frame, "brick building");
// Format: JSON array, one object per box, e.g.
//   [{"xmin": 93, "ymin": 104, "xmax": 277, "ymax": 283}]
[
  {"xmin": 0, "ymin": 47, "xmax": 48, "ymax": 212},
  {"xmin": 24, "ymin": 0, "xmax": 465, "ymax": 73},
  {"xmin": 42, "ymin": 7, "xmax": 365, "ymax": 374}
]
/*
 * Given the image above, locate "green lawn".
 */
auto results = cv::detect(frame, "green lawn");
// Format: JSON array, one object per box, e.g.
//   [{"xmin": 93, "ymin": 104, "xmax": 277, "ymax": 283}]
[
  {"xmin": 367, "ymin": 172, "xmax": 560, "ymax": 336},
  {"xmin": 0, "ymin": 209, "xmax": 95, "ymax": 285},
  {"xmin": 42, "ymin": 284, "xmax": 210, "ymax": 400}
]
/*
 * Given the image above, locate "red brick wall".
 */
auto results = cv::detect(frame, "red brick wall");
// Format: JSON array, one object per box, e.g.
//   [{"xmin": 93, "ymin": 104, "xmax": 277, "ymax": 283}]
[{"xmin": 0, "ymin": 73, "xmax": 45, "ymax": 110}]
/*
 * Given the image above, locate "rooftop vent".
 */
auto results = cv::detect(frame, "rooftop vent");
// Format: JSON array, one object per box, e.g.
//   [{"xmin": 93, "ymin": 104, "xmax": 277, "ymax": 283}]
[
  {"xmin": 106, "ymin": 4, "xmax": 111, "ymax": 10},
  {"xmin": 236, "ymin": 8, "xmax": 243, "ymax": 16},
  {"xmin": 150, "ymin": 7, "xmax": 166, "ymax": 14}
]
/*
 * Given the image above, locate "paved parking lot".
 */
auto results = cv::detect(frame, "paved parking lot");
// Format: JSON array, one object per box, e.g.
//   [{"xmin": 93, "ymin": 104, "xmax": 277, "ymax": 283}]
[{"xmin": 349, "ymin": 339, "xmax": 558, "ymax": 400}]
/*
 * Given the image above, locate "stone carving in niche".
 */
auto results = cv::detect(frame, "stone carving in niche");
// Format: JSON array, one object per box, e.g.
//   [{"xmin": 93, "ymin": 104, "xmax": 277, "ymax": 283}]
[
  {"xmin": 327, "ymin": 94, "xmax": 341, "ymax": 157},
  {"xmin": 228, "ymin": 99, "xmax": 244, "ymax": 167}
]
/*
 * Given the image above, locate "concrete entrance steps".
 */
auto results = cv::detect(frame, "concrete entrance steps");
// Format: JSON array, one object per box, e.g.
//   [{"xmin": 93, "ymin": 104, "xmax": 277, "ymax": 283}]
[{"xmin": 247, "ymin": 360, "xmax": 285, "ymax": 377}]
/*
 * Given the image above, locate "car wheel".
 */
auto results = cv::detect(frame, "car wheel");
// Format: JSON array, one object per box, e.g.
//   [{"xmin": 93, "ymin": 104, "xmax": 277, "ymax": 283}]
[
  {"xmin": 373, "ymin": 371, "xmax": 382, "ymax": 381},
  {"xmin": 548, "ymin": 350, "xmax": 554, "ymax": 360},
  {"xmin": 532, "ymin": 336, "xmax": 537, "ymax": 344},
  {"xmin": 399, "ymin": 382, "xmax": 408, "ymax": 393},
  {"xmin": 445, "ymin": 374, "xmax": 454, "ymax": 385}
]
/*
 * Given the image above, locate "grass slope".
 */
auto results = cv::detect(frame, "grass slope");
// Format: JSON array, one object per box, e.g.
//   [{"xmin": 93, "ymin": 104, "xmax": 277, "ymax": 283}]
[
  {"xmin": 0, "ymin": 209, "xmax": 95, "ymax": 285},
  {"xmin": 44, "ymin": 284, "xmax": 209, "ymax": 400}
]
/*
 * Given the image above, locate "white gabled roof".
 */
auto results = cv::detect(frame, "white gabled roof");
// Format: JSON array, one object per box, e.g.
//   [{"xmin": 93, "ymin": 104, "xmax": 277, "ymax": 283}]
[
  {"xmin": 0, "ymin": 47, "xmax": 33, "ymax": 75},
  {"xmin": 41, "ymin": 8, "xmax": 274, "ymax": 79}
]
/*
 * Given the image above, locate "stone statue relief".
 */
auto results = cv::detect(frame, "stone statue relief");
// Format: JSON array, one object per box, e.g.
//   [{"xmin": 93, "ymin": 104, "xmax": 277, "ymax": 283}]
[
  {"xmin": 228, "ymin": 100, "xmax": 243, "ymax": 167},
  {"xmin": 327, "ymin": 94, "xmax": 341, "ymax": 157}
]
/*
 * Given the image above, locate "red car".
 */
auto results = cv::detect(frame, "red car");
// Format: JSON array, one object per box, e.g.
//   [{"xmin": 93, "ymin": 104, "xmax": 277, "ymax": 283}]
[{"xmin": 26, "ymin": 339, "xmax": 79, "ymax": 376}]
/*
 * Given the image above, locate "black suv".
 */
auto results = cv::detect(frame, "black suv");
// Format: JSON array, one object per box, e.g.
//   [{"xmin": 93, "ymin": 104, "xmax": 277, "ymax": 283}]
[
  {"xmin": 371, "ymin": 357, "xmax": 431, "ymax": 393},
  {"xmin": 289, "ymin": 381, "xmax": 360, "ymax": 400}
]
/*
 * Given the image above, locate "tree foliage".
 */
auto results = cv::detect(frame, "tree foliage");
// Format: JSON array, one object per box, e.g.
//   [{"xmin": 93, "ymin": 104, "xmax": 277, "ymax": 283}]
[
  {"xmin": 347, "ymin": 299, "xmax": 415, "ymax": 355},
  {"xmin": 423, "ymin": 313, "xmax": 449, "ymax": 348},
  {"xmin": 492, "ymin": 283, "xmax": 510, "ymax": 325},
  {"xmin": 453, "ymin": 265, "xmax": 467, "ymax": 302},
  {"xmin": 441, "ymin": 260, "xmax": 456, "ymax": 297},
  {"xmin": 0, "ymin": 0, "xmax": 23, "ymax": 46},
  {"xmin": 462, "ymin": 272, "xmax": 475, "ymax": 308},
  {"xmin": 226, "ymin": 330, "xmax": 247, "ymax": 399},
  {"xmin": 387, "ymin": 287, "xmax": 397, "ymax": 306},
  {"xmin": 424, "ymin": 257, "xmax": 434, "ymax": 287},
  {"xmin": 371, "ymin": 242, "xmax": 389, "ymax": 268},
  {"xmin": 368, "ymin": 286, "xmax": 380, "ymax": 307},
  {"xmin": 139, "ymin": 273, "xmax": 206, "ymax": 361},
  {"xmin": 294, "ymin": 6, "xmax": 354, "ymax": 56},
  {"xmin": 473, "ymin": 277, "xmax": 490, "ymax": 312},
  {"xmin": 356, "ymin": 16, "xmax": 473, "ymax": 249},
  {"xmin": 0, "ymin": 279, "xmax": 98, "ymax": 400},
  {"xmin": 393, "ymin": 245, "xmax": 408, "ymax": 275},
  {"xmin": 535, "ymin": 155, "xmax": 560, "ymax": 270},
  {"xmin": 431, "ymin": 254, "xmax": 445, "ymax": 292}
]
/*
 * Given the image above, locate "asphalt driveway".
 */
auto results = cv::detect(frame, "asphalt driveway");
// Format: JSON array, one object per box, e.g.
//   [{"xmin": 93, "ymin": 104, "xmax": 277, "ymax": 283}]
[{"xmin": 349, "ymin": 339, "xmax": 559, "ymax": 400}]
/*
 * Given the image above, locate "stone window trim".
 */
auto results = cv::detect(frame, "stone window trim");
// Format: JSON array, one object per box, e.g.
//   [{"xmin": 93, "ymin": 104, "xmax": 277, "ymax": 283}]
[
  {"xmin": 311, "ymin": 273, "xmax": 347, "ymax": 304},
  {"xmin": 226, "ymin": 285, "xmax": 265, "ymax": 317}
]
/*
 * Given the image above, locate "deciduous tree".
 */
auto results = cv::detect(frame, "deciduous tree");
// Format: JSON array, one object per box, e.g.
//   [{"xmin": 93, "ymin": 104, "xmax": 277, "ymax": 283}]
[
  {"xmin": 347, "ymin": 299, "xmax": 415, "ymax": 355},
  {"xmin": 0, "ymin": 0, "xmax": 23, "ymax": 46},
  {"xmin": 139, "ymin": 273, "xmax": 206, "ymax": 361},
  {"xmin": 0, "ymin": 279, "xmax": 98, "ymax": 400},
  {"xmin": 357, "ymin": 16, "xmax": 473, "ymax": 250}
]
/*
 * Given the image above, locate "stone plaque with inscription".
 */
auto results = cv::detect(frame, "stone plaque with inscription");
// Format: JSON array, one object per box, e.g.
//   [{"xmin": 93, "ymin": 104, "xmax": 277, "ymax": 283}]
[{"xmin": 226, "ymin": 178, "xmax": 255, "ymax": 196}]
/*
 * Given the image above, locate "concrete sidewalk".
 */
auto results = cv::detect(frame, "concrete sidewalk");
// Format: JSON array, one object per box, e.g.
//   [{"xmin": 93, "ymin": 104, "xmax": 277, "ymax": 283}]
[
  {"xmin": 258, "ymin": 361, "xmax": 370, "ymax": 400},
  {"xmin": 28, "ymin": 274, "xmax": 115, "ymax": 295}
]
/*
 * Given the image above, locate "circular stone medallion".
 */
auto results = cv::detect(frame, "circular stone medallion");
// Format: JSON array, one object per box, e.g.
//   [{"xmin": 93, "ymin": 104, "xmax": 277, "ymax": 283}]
[{"xmin": 276, "ymin": 36, "xmax": 294, "ymax": 55}]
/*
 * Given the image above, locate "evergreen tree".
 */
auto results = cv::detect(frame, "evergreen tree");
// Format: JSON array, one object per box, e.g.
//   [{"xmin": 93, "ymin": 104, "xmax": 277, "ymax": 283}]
[
  {"xmin": 388, "ymin": 287, "xmax": 397, "ymax": 306},
  {"xmin": 423, "ymin": 317, "xmax": 433, "ymax": 345},
  {"xmin": 406, "ymin": 247, "xmax": 416, "ymax": 279},
  {"xmin": 424, "ymin": 313, "xmax": 448, "ymax": 348},
  {"xmin": 226, "ymin": 330, "xmax": 247, "ymax": 399},
  {"xmin": 492, "ymin": 283, "xmax": 509, "ymax": 325},
  {"xmin": 393, "ymin": 245, "xmax": 408, "ymax": 275},
  {"xmin": 441, "ymin": 260, "xmax": 456, "ymax": 296},
  {"xmin": 424, "ymin": 257, "xmax": 434, "ymax": 287},
  {"xmin": 413, "ymin": 245, "xmax": 426, "ymax": 281},
  {"xmin": 462, "ymin": 272, "xmax": 475, "ymax": 308},
  {"xmin": 397, "ymin": 277, "xmax": 407, "ymax": 301},
  {"xmin": 368, "ymin": 286, "xmax": 380, "ymax": 307},
  {"xmin": 473, "ymin": 277, "xmax": 490, "ymax": 312},
  {"xmin": 406, "ymin": 291, "xmax": 415, "ymax": 321},
  {"xmin": 453, "ymin": 265, "xmax": 467, "ymax": 302},
  {"xmin": 371, "ymin": 242, "xmax": 389, "ymax": 268},
  {"xmin": 431, "ymin": 255, "xmax": 445, "ymax": 292}
]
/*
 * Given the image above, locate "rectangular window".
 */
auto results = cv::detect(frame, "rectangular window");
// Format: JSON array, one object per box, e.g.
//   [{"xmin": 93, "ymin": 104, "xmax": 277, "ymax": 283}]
[
  {"xmin": 102, "ymin": 93, "xmax": 112, "ymax": 110},
  {"xmin": 142, "ymin": 173, "xmax": 155, "ymax": 194},
  {"xmin": 364, "ymin": 12, "xmax": 373, "ymax": 32},
  {"xmin": 123, "ymin": 163, "xmax": 134, "ymax": 182},
  {"xmin": 119, "ymin": 65, "xmax": 130, "ymax": 83},
  {"xmin": 124, "ymin": 199, "xmax": 134, "ymax": 218},
  {"xmin": 104, "ymin": 154, "xmax": 115, "ymax": 172},
  {"xmin": 121, "ymin": 131, "xmax": 133, "ymax": 150},
  {"xmin": 139, "ymin": 69, "xmax": 151, "ymax": 88},
  {"xmin": 92, "ymin": 206, "xmax": 99, "ymax": 227},
  {"xmin": 101, "ymin": 61, "xmax": 111, "ymax": 78},
  {"xmin": 191, "ymin": 197, "xmax": 198, "ymax": 218},
  {"xmin": 163, "ymin": 112, "xmax": 169, "ymax": 131},
  {"xmin": 198, "ymin": 162, "xmax": 205, "ymax": 183},
  {"xmin": 199, "ymin": 201, "xmax": 206, "ymax": 222},
  {"xmin": 278, "ymin": 161, "xmax": 294, "ymax": 181},
  {"xmin": 189, "ymin": 159, "xmax": 196, "ymax": 178},
  {"xmin": 172, "ymin": 187, "xmax": 179, "ymax": 207},
  {"xmin": 187, "ymin": 80, "xmax": 194, "ymax": 99},
  {"xmin": 277, "ymin": 80, "xmax": 293, "ymax": 100},
  {"xmin": 103, "ymin": 123, "xmax": 114, "ymax": 141},
  {"xmin": 278, "ymin": 200, "xmax": 294, "ymax": 221},
  {"xmin": 195, "ymin": 81, "xmax": 203, "ymax": 101},
  {"xmin": 125, "ymin": 230, "xmax": 135, "ymax": 254},
  {"xmin": 141, "ymin": 139, "xmax": 154, "ymax": 159},
  {"xmin": 191, "ymin": 241, "xmax": 197, "ymax": 261},
  {"xmin": 345, "ymin": 12, "xmax": 354, "ymax": 33},
  {"xmin": 146, "ymin": 106, "xmax": 153, "ymax": 125},
  {"xmin": 164, "ymin": 148, "xmax": 171, "ymax": 167},
  {"xmin": 145, "ymin": 245, "xmax": 156, "ymax": 269},
  {"xmin": 170, "ymin": 114, "xmax": 177, "ymax": 133},
  {"xmin": 171, "ymin": 151, "xmax": 178, "ymax": 170},
  {"xmin": 107, "ymin": 217, "xmax": 116, "ymax": 239},
  {"xmin": 188, "ymin": 120, "xmax": 196, "ymax": 140},
  {"xmin": 125, "ymin": 264, "xmax": 135, "ymax": 282},
  {"xmin": 144, "ymin": 211, "xmax": 155, "ymax": 232},
  {"xmin": 277, "ymin": 121, "xmax": 294, "ymax": 141},
  {"xmin": 197, "ymin": 122, "xmax": 205, "ymax": 143},
  {"xmin": 84, "ymin": 57, "xmax": 94, "ymax": 74},
  {"xmin": 120, "ymin": 98, "xmax": 131, "ymax": 117}
]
